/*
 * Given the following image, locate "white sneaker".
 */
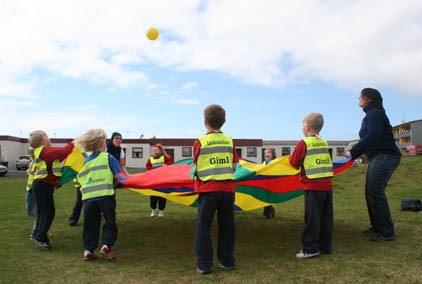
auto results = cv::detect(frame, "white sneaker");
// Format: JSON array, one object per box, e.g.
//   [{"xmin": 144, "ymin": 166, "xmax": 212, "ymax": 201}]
[
  {"xmin": 151, "ymin": 209, "xmax": 157, "ymax": 217},
  {"xmin": 296, "ymin": 250, "xmax": 320, "ymax": 259},
  {"xmin": 158, "ymin": 210, "xmax": 164, "ymax": 217}
]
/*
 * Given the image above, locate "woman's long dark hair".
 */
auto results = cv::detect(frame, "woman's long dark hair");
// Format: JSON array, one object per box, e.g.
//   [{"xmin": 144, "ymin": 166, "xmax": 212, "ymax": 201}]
[{"xmin": 361, "ymin": 88, "xmax": 384, "ymax": 110}]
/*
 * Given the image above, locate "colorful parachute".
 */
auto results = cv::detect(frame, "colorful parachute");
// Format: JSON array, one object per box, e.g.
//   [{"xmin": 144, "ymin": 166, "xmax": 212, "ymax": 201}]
[
  {"xmin": 122, "ymin": 156, "xmax": 353, "ymax": 210},
  {"xmin": 59, "ymin": 147, "xmax": 353, "ymax": 211},
  {"xmin": 58, "ymin": 146, "xmax": 85, "ymax": 187}
]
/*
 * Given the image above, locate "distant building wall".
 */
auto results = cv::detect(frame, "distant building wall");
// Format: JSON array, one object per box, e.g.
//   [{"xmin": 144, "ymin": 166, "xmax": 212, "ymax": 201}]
[
  {"xmin": 0, "ymin": 136, "xmax": 32, "ymax": 168},
  {"xmin": 393, "ymin": 119, "xmax": 422, "ymax": 154},
  {"xmin": 410, "ymin": 121, "xmax": 422, "ymax": 145},
  {"xmin": 1, "ymin": 135, "xmax": 352, "ymax": 170}
]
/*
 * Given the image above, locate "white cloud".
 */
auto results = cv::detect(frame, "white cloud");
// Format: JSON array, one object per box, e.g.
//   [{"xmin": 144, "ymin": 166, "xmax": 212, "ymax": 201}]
[
  {"xmin": 182, "ymin": 81, "xmax": 199, "ymax": 90},
  {"xmin": 0, "ymin": 82, "xmax": 34, "ymax": 97},
  {"xmin": 1, "ymin": 0, "xmax": 421, "ymax": 140},
  {"xmin": 171, "ymin": 98, "xmax": 200, "ymax": 105},
  {"xmin": 1, "ymin": 0, "xmax": 421, "ymax": 97}
]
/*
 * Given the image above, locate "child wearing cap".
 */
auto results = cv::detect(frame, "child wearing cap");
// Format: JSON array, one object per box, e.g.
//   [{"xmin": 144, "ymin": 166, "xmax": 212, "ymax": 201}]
[{"xmin": 145, "ymin": 143, "xmax": 173, "ymax": 217}]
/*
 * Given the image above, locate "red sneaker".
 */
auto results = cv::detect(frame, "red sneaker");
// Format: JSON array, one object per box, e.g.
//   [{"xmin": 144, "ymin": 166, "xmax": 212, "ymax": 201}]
[
  {"xmin": 83, "ymin": 250, "xmax": 97, "ymax": 261},
  {"xmin": 100, "ymin": 245, "xmax": 117, "ymax": 261}
]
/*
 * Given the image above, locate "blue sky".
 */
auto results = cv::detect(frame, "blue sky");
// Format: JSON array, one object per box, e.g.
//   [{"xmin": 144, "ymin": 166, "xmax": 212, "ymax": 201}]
[{"xmin": 1, "ymin": 0, "xmax": 421, "ymax": 141}]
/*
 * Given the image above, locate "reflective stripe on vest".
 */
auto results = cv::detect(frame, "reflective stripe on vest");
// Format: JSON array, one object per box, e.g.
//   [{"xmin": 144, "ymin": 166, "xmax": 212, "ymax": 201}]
[
  {"xmin": 303, "ymin": 136, "xmax": 333, "ymax": 179},
  {"xmin": 196, "ymin": 133, "xmax": 234, "ymax": 181},
  {"xmin": 26, "ymin": 167, "xmax": 35, "ymax": 191},
  {"xmin": 77, "ymin": 152, "xmax": 115, "ymax": 201},
  {"xmin": 33, "ymin": 146, "xmax": 62, "ymax": 179},
  {"xmin": 73, "ymin": 178, "xmax": 81, "ymax": 188},
  {"xmin": 150, "ymin": 156, "xmax": 165, "ymax": 168}
]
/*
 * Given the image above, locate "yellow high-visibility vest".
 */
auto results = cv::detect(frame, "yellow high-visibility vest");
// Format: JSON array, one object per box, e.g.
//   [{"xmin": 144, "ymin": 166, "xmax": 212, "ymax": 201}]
[
  {"xmin": 26, "ymin": 166, "xmax": 35, "ymax": 191},
  {"xmin": 150, "ymin": 156, "xmax": 165, "ymax": 168},
  {"xmin": 303, "ymin": 136, "xmax": 333, "ymax": 179},
  {"xmin": 33, "ymin": 146, "xmax": 62, "ymax": 180},
  {"xmin": 196, "ymin": 133, "xmax": 234, "ymax": 181},
  {"xmin": 77, "ymin": 152, "xmax": 115, "ymax": 201}
]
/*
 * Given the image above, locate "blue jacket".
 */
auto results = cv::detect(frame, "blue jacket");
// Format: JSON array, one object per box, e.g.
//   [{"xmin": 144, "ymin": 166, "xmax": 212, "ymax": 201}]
[{"xmin": 350, "ymin": 107, "xmax": 401, "ymax": 159}]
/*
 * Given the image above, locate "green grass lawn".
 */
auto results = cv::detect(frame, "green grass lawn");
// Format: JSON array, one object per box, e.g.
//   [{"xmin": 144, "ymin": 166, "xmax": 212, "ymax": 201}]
[{"xmin": 1, "ymin": 157, "xmax": 421, "ymax": 284}]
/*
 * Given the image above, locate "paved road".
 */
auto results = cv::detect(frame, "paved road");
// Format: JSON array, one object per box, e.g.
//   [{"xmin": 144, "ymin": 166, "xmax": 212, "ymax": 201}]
[
  {"xmin": 2, "ymin": 168, "xmax": 145, "ymax": 178},
  {"xmin": 1, "ymin": 169, "xmax": 28, "ymax": 178}
]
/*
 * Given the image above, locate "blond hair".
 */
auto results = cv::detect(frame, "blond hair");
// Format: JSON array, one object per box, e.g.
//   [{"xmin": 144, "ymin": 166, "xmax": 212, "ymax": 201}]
[
  {"xmin": 29, "ymin": 130, "xmax": 47, "ymax": 149},
  {"xmin": 76, "ymin": 128, "xmax": 107, "ymax": 152},
  {"xmin": 303, "ymin": 112, "xmax": 324, "ymax": 133}
]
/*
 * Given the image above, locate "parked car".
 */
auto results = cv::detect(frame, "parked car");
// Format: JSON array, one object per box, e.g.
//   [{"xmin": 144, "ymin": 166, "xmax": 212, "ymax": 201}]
[
  {"xmin": 16, "ymin": 154, "xmax": 32, "ymax": 170},
  {"xmin": 0, "ymin": 164, "xmax": 7, "ymax": 176}
]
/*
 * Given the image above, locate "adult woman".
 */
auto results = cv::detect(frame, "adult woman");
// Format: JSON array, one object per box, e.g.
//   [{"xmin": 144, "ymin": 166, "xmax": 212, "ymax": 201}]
[
  {"xmin": 106, "ymin": 132, "xmax": 129, "ymax": 176},
  {"xmin": 346, "ymin": 88, "xmax": 401, "ymax": 242}
]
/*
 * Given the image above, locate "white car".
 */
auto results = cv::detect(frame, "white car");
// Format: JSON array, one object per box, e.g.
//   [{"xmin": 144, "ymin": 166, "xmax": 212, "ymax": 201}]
[
  {"xmin": 16, "ymin": 154, "xmax": 32, "ymax": 170},
  {"xmin": 0, "ymin": 164, "xmax": 8, "ymax": 176}
]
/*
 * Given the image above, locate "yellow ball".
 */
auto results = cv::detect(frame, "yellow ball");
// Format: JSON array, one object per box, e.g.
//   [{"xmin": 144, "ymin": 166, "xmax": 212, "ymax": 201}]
[{"xmin": 146, "ymin": 27, "xmax": 159, "ymax": 41}]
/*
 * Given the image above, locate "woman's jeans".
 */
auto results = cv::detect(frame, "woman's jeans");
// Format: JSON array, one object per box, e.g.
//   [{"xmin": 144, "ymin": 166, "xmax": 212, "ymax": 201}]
[{"xmin": 365, "ymin": 154, "xmax": 401, "ymax": 237}]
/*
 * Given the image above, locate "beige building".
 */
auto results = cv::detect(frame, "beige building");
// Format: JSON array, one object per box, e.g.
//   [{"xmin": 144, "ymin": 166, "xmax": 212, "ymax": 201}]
[
  {"xmin": 1, "ymin": 135, "xmax": 350, "ymax": 170},
  {"xmin": 392, "ymin": 119, "xmax": 422, "ymax": 154},
  {"xmin": 3, "ymin": 119, "xmax": 420, "ymax": 169}
]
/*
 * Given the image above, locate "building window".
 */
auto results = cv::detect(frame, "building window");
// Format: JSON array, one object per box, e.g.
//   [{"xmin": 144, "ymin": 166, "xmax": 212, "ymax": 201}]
[
  {"xmin": 336, "ymin": 147, "xmax": 345, "ymax": 157},
  {"xmin": 182, "ymin": 147, "xmax": 192, "ymax": 157},
  {"xmin": 247, "ymin": 147, "xmax": 257, "ymax": 157},
  {"xmin": 282, "ymin": 147, "xmax": 290, "ymax": 156},
  {"xmin": 132, "ymin": 147, "xmax": 143, "ymax": 159}
]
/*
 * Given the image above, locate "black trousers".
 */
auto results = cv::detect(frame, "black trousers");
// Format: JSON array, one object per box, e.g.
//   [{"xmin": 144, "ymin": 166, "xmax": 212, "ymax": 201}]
[
  {"xmin": 301, "ymin": 190, "xmax": 333, "ymax": 254},
  {"xmin": 69, "ymin": 187, "xmax": 82, "ymax": 223},
  {"xmin": 32, "ymin": 181, "xmax": 55, "ymax": 244},
  {"xmin": 194, "ymin": 192, "xmax": 236, "ymax": 271},
  {"xmin": 83, "ymin": 196, "xmax": 117, "ymax": 252},
  {"xmin": 150, "ymin": 196, "xmax": 167, "ymax": 210}
]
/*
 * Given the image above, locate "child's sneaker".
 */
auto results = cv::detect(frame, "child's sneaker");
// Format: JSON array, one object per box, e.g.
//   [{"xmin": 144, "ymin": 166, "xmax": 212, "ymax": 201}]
[
  {"xmin": 37, "ymin": 241, "xmax": 52, "ymax": 250},
  {"xmin": 218, "ymin": 262, "xmax": 236, "ymax": 270},
  {"xmin": 295, "ymin": 250, "xmax": 320, "ymax": 259},
  {"xmin": 151, "ymin": 209, "xmax": 157, "ymax": 217},
  {"xmin": 197, "ymin": 267, "xmax": 211, "ymax": 274},
  {"xmin": 83, "ymin": 250, "xmax": 97, "ymax": 261},
  {"xmin": 100, "ymin": 245, "xmax": 117, "ymax": 261},
  {"xmin": 158, "ymin": 210, "xmax": 164, "ymax": 217}
]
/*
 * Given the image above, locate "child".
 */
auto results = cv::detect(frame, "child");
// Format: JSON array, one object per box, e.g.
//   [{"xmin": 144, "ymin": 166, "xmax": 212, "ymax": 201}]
[
  {"xmin": 262, "ymin": 148, "xmax": 276, "ymax": 219},
  {"xmin": 28, "ymin": 130, "xmax": 74, "ymax": 249},
  {"xmin": 193, "ymin": 104, "xmax": 239, "ymax": 274},
  {"xmin": 76, "ymin": 128, "xmax": 122, "ymax": 261},
  {"xmin": 146, "ymin": 143, "xmax": 173, "ymax": 217},
  {"xmin": 288, "ymin": 113, "xmax": 334, "ymax": 259}
]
